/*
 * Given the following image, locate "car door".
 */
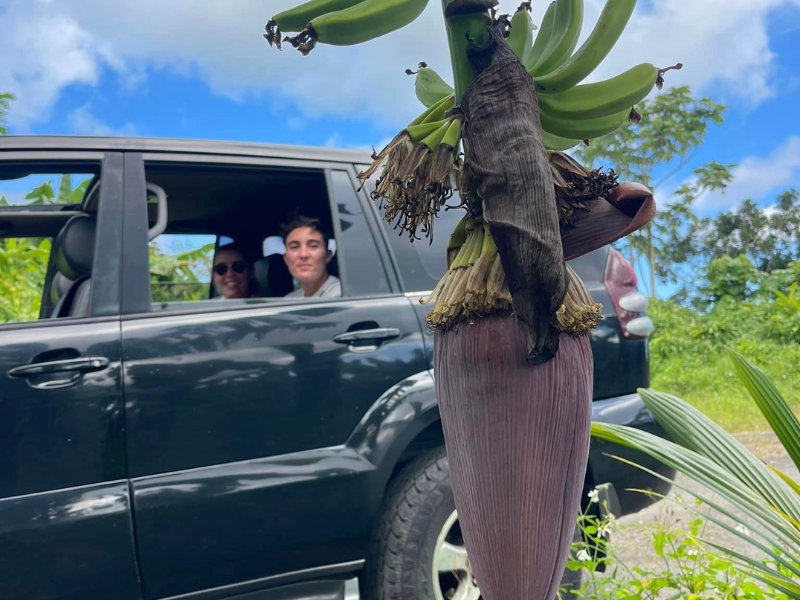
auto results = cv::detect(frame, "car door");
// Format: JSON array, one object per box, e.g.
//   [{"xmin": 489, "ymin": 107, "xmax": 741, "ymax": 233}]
[
  {"xmin": 119, "ymin": 155, "xmax": 427, "ymax": 599},
  {"xmin": 0, "ymin": 152, "xmax": 141, "ymax": 600}
]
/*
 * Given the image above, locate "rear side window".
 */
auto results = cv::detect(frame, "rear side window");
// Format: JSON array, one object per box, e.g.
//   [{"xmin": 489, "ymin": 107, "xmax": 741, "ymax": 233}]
[{"xmin": 1, "ymin": 166, "xmax": 100, "ymax": 324}]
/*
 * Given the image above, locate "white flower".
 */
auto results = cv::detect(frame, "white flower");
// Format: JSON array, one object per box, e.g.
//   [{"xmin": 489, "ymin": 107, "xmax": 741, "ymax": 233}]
[
  {"xmin": 588, "ymin": 489, "xmax": 600, "ymax": 503},
  {"xmin": 735, "ymin": 524, "xmax": 750, "ymax": 536},
  {"xmin": 686, "ymin": 549, "xmax": 699, "ymax": 557},
  {"xmin": 576, "ymin": 549, "xmax": 592, "ymax": 562},
  {"xmin": 597, "ymin": 522, "xmax": 610, "ymax": 538}
]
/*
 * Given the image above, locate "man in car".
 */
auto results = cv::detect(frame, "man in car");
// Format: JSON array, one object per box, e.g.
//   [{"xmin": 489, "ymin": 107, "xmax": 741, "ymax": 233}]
[{"xmin": 281, "ymin": 215, "xmax": 341, "ymax": 298}]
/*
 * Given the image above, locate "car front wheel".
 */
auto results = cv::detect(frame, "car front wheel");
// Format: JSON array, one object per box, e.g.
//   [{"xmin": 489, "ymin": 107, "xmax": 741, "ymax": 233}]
[{"xmin": 363, "ymin": 447, "xmax": 584, "ymax": 600}]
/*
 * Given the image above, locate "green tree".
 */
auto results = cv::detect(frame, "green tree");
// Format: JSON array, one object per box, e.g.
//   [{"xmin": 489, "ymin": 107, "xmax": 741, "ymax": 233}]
[
  {"xmin": 697, "ymin": 188, "xmax": 800, "ymax": 273},
  {"xmin": 576, "ymin": 86, "xmax": 735, "ymax": 296},
  {"xmin": 0, "ymin": 237, "xmax": 52, "ymax": 323},
  {"xmin": 0, "ymin": 93, "xmax": 12, "ymax": 135},
  {"xmin": 700, "ymin": 254, "xmax": 762, "ymax": 304}
]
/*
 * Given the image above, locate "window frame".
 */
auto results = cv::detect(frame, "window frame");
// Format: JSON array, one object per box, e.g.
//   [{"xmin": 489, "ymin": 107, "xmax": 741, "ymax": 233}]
[
  {"xmin": 120, "ymin": 153, "xmax": 403, "ymax": 319},
  {"xmin": 0, "ymin": 151, "xmax": 123, "ymax": 331}
]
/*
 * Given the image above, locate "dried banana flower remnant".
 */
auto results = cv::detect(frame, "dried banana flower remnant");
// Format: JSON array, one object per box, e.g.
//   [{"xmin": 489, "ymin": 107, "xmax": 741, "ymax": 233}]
[
  {"xmin": 357, "ymin": 95, "xmax": 464, "ymax": 243},
  {"xmin": 422, "ymin": 218, "xmax": 512, "ymax": 328},
  {"xmin": 556, "ymin": 264, "xmax": 602, "ymax": 334},
  {"xmin": 549, "ymin": 151, "xmax": 619, "ymax": 229},
  {"xmin": 461, "ymin": 21, "xmax": 566, "ymax": 364}
]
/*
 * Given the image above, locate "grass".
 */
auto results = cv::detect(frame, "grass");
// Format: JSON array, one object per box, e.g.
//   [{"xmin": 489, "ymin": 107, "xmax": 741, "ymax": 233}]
[{"xmin": 647, "ymin": 299, "xmax": 800, "ymax": 433}]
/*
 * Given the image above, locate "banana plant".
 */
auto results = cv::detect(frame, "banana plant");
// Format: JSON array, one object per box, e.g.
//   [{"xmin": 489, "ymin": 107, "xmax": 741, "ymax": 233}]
[
  {"xmin": 593, "ymin": 350, "xmax": 800, "ymax": 598},
  {"xmin": 264, "ymin": 1, "xmax": 674, "ymax": 599}
]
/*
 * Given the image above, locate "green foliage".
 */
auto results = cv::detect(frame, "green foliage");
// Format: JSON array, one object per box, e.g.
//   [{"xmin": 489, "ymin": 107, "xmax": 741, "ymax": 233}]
[
  {"xmin": 149, "ymin": 242, "xmax": 214, "ymax": 303},
  {"xmin": 562, "ymin": 494, "xmax": 789, "ymax": 599},
  {"xmin": 648, "ymin": 298, "xmax": 800, "ymax": 432},
  {"xmin": 702, "ymin": 255, "xmax": 763, "ymax": 303},
  {"xmin": 0, "ymin": 237, "xmax": 52, "ymax": 323},
  {"xmin": 590, "ymin": 352, "xmax": 800, "ymax": 598},
  {"xmin": 0, "ymin": 92, "xmax": 13, "ymax": 135}
]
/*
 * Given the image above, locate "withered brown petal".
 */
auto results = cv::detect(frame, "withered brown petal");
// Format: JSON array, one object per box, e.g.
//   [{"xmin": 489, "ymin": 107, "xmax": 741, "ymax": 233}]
[
  {"xmin": 560, "ymin": 182, "xmax": 656, "ymax": 261},
  {"xmin": 461, "ymin": 22, "xmax": 567, "ymax": 364}
]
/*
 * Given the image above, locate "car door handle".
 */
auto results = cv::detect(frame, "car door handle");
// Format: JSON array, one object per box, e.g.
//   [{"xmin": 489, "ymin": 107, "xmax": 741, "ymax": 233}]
[
  {"xmin": 8, "ymin": 357, "xmax": 110, "ymax": 379},
  {"xmin": 333, "ymin": 328, "xmax": 401, "ymax": 346}
]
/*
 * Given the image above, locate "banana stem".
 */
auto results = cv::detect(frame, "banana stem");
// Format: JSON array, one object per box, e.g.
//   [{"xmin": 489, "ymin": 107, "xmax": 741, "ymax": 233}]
[{"xmin": 443, "ymin": 8, "xmax": 491, "ymax": 104}]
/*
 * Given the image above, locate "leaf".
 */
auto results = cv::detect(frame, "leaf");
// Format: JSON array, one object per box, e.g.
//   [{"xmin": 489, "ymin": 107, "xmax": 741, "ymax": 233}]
[
  {"xmin": 637, "ymin": 386, "xmax": 800, "ymax": 524},
  {"xmin": 56, "ymin": 174, "xmax": 72, "ymax": 203},
  {"xmin": 67, "ymin": 177, "xmax": 92, "ymax": 204},
  {"xmin": 25, "ymin": 181, "xmax": 55, "ymax": 204},
  {"xmin": 728, "ymin": 348, "xmax": 800, "ymax": 472}
]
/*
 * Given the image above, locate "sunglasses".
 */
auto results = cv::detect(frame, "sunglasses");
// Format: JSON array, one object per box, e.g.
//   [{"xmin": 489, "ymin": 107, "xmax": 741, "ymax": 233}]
[{"xmin": 213, "ymin": 260, "xmax": 247, "ymax": 276}]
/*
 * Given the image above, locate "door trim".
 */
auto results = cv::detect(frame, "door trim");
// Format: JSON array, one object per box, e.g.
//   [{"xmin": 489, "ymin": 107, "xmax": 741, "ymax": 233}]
[{"xmin": 158, "ymin": 561, "xmax": 365, "ymax": 600}]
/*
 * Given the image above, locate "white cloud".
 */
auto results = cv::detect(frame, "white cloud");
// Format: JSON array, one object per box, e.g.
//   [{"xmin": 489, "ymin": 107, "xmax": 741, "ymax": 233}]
[
  {"xmin": 67, "ymin": 104, "xmax": 138, "ymax": 136},
  {"xmin": 694, "ymin": 136, "xmax": 800, "ymax": 212},
  {"xmin": 1, "ymin": 0, "xmax": 798, "ymax": 131}
]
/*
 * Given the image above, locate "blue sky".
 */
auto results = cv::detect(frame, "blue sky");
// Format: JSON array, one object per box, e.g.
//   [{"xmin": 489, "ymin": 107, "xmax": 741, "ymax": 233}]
[{"xmin": 2, "ymin": 0, "xmax": 800, "ymax": 296}]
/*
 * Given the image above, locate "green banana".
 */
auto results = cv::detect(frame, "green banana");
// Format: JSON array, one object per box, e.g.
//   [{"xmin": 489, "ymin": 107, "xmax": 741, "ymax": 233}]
[
  {"xmin": 525, "ymin": 2, "xmax": 556, "ymax": 71},
  {"xmin": 408, "ymin": 93, "xmax": 455, "ymax": 126},
  {"xmin": 537, "ymin": 63, "xmax": 658, "ymax": 119},
  {"xmin": 440, "ymin": 116, "xmax": 463, "ymax": 149},
  {"xmin": 265, "ymin": 0, "xmax": 363, "ymax": 47},
  {"xmin": 533, "ymin": 0, "xmax": 638, "ymax": 94},
  {"xmin": 542, "ymin": 131, "xmax": 582, "ymax": 151},
  {"xmin": 528, "ymin": 0, "xmax": 583, "ymax": 77},
  {"xmin": 420, "ymin": 119, "xmax": 452, "ymax": 152},
  {"xmin": 285, "ymin": 0, "xmax": 430, "ymax": 54},
  {"xmin": 409, "ymin": 63, "xmax": 455, "ymax": 108},
  {"xmin": 407, "ymin": 120, "xmax": 450, "ymax": 144},
  {"xmin": 506, "ymin": 4, "xmax": 535, "ymax": 66},
  {"xmin": 539, "ymin": 106, "xmax": 631, "ymax": 140},
  {"xmin": 421, "ymin": 93, "xmax": 455, "ymax": 123}
]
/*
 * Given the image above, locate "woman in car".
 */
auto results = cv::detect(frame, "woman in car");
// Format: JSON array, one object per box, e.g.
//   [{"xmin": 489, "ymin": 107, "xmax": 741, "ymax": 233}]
[{"xmin": 211, "ymin": 243, "xmax": 257, "ymax": 299}]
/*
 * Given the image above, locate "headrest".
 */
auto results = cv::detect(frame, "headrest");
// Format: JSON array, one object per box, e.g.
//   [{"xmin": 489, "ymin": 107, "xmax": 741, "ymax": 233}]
[
  {"xmin": 54, "ymin": 214, "xmax": 96, "ymax": 280},
  {"xmin": 50, "ymin": 272, "xmax": 74, "ymax": 305},
  {"xmin": 253, "ymin": 253, "xmax": 294, "ymax": 297}
]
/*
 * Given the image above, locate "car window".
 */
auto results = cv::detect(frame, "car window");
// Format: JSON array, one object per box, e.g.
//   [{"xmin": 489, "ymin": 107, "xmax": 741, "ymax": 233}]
[
  {"xmin": 0, "ymin": 236, "xmax": 53, "ymax": 324},
  {"xmin": 0, "ymin": 172, "xmax": 94, "ymax": 207},
  {"xmin": 142, "ymin": 163, "xmax": 366, "ymax": 311},
  {"xmin": 1, "ymin": 165, "xmax": 102, "ymax": 324}
]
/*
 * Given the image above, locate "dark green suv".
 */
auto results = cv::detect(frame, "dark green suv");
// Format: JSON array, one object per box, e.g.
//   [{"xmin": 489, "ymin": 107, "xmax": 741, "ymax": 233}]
[{"xmin": 0, "ymin": 136, "xmax": 672, "ymax": 600}]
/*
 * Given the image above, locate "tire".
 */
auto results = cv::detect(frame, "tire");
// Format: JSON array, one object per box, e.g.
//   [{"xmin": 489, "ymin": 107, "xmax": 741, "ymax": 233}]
[{"xmin": 362, "ymin": 446, "xmax": 585, "ymax": 600}]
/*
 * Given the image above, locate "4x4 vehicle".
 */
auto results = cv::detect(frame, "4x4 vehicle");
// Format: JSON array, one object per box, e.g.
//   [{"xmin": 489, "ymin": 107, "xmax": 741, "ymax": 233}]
[{"xmin": 0, "ymin": 136, "xmax": 673, "ymax": 600}]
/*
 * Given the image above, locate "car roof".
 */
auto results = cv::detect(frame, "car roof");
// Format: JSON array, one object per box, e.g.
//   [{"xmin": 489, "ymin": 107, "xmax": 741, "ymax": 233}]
[{"xmin": 0, "ymin": 135, "xmax": 374, "ymax": 165}]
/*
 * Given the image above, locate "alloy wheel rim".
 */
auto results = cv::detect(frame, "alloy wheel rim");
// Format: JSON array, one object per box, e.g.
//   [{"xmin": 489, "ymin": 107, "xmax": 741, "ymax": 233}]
[{"xmin": 432, "ymin": 510, "xmax": 481, "ymax": 600}]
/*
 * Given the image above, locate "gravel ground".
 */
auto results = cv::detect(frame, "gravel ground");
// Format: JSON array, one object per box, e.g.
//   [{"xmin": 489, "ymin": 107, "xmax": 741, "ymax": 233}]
[{"xmin": 606, "ymin": 432, "xmax": 798, "ymax": 581}]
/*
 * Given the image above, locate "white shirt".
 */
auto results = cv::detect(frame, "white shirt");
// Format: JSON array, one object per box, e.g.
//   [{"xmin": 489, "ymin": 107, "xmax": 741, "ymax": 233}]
[{"xmin": 285, "ymin": 274, "xmax": 342, "ymax": 299}]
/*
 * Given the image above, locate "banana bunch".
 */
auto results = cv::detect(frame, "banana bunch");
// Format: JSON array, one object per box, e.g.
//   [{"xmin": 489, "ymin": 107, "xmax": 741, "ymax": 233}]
[
  {"xmin": 265, "ymin": 0, "xmax": 429, "ymax": 54},
  {"xmin": 411, "ymin": 0, "xmax": 680, "ymax": 151},
  {"xmin": 357, "ymin": 94, "xmax": 464, "ymax": 242},
  {"xmin": 422, "ymin": 216, "xmax": 601, "ymax": 332}
]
